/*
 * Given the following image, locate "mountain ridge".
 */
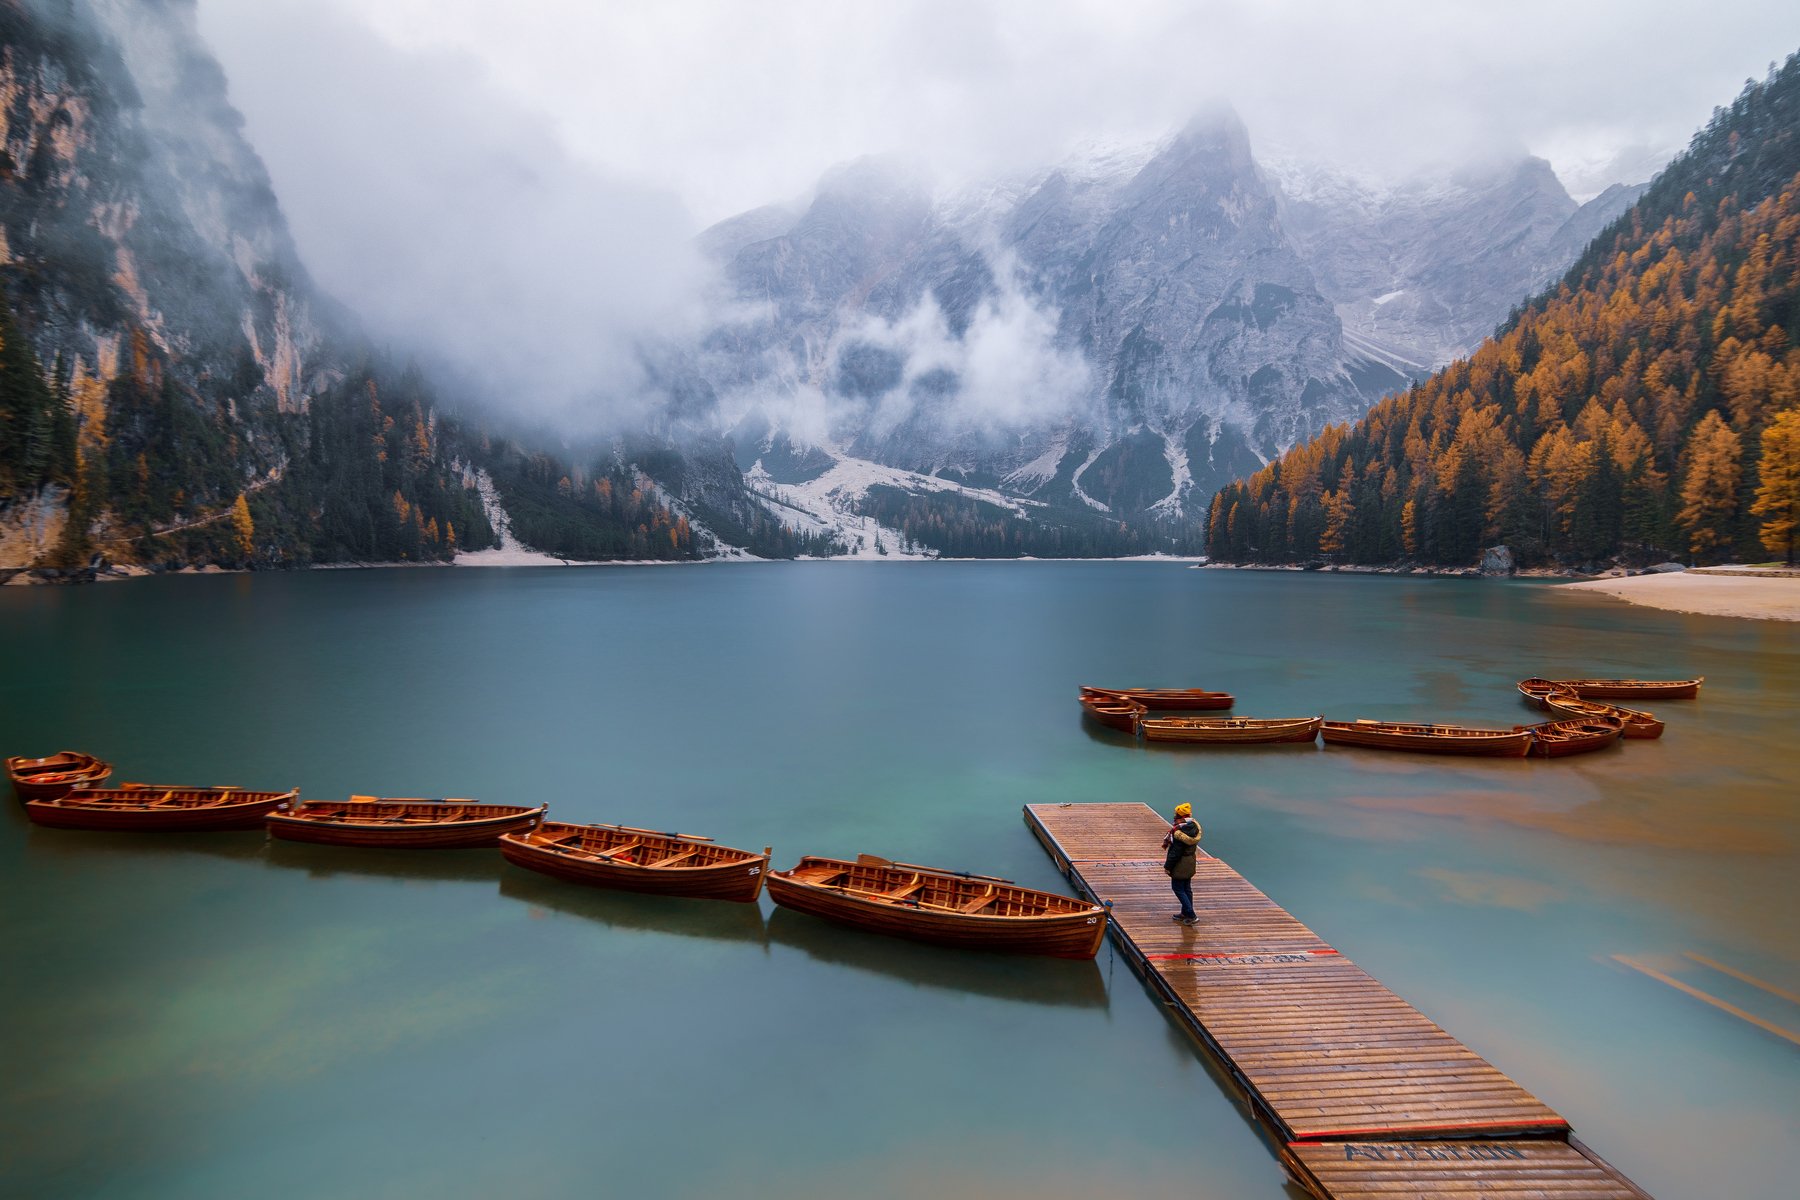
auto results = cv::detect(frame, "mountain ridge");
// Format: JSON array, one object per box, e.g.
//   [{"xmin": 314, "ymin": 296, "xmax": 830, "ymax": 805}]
[
  {"xmin": 0, "ymin": 0, "xmax": 781, "ymax": 573},
  {"xmin": 1206, "ymin": 51, "xmax": 1800, "ymax": 570},
  {"xmin": 1, "ymin": 1, "xmax": 1666, "ymax": 571},
  {"xmin": 689, "ymin": 110, "xmax": 1647, "ymax": 550}
]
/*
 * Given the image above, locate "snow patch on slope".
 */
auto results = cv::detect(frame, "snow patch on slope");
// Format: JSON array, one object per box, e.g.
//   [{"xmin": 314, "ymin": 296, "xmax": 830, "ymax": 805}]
[
  {"xmin": 1339, "ymin": 327, "xmax": 1429, "ymax": 375},
  {"xmin": 1069, "ymin": 447, "xmax": 1112, "ymax": 514},
  {"xmin": 641, "ymin": 476, "xmax": 759, "ymax": 560},
  {"xmin": 1061, "ymin": 135, "xmax": 1164, "ymax": 187},
  {"xmin": 454, "ymin": 468, "xmax": 576, "ymax": 566},
  {"xmin": 1003, "ymin": 437, "xmax": 1069, "ymax": 492},
  {"xmin": 1148, "ymin": 431, "xmax": 1192, "ymax": 517},
  {"xmin": 744, "ymin": 452, "xmax": 1051, "ymax": 559},
  {"xmin": 746, "ymin": 460, "xmax": 930, "ymax": 559}
]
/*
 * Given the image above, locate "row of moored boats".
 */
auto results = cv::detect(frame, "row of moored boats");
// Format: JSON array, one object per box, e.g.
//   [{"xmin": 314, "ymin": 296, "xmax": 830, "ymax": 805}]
[
  {"xmin": 1079, "ymin": 675, "xmax": 1702, "ymax": 757},
  {"xmin": 5, "ymin": 761, "xmax": 1109, "ymax": 959}
]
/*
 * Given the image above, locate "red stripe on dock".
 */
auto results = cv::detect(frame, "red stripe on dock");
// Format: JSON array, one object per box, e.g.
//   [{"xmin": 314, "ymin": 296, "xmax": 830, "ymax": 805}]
[{"xmin": 1146, "ymin": 948, "xmax": 1340, "ymax": 961}]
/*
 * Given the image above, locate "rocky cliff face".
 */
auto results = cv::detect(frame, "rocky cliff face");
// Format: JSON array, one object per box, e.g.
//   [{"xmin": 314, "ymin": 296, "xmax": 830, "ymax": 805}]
[
  {"xmin": 1266, "ymin": 154, "xmax": 1644, "ymax": 372},
  {"xmin": 2, "ymin": 0, "xmax": 335, "ymax": 425},
  {"xmin": 0, "ymin": 0, "xmax": 719, "ymax": 570},
  {"xmin": 0, "ymin": 0, "xmax": 347, "ymax": 566},
  {"xmin": 694, "ymin": 116, "xmax": 1651, "ymax": 536},
  {"xmin": 0, "ymin": 0, "xmax": 1659, "ymax": 566}
]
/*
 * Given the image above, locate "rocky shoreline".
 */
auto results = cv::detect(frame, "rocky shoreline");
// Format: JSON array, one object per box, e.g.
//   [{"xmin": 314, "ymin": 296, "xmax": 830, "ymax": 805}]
[
  {"xmin": 1196, "ymin": 542, "xmax": 1699, "ymax": 581},
  {"xmin": 0, "ymin": 560, "xmax": 442, "ymax": 586}
]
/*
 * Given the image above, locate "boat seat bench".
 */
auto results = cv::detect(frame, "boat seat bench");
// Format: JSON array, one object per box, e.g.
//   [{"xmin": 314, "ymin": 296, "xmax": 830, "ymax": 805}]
[
  {"xmin": 849, "ymin": 880, "xmax": 926, "ymax": 902},
  {"xmin": 831, "ymin": 882, "xmax": 926, "ymax": 903}
]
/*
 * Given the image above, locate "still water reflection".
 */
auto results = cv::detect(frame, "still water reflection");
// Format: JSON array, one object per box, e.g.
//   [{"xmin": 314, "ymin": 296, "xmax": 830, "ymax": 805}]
[{"xmin": 1, "ymin": 564, "xmax": 1794, "ymax": 1199}]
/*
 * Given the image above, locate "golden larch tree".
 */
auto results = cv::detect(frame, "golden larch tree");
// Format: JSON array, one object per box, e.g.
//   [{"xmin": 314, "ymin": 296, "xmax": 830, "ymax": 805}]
[
  {"xmin": 1318, "ymin": 489, "xmax": 1353, "ymax": 555},
  {"xmin": 1752, "ymin": 408, "xmax": 1800, "ymax": 563},
  {"xmin": 1676, "ymin": 411, "xmax": 1743, "ymax": 559},
  {"xmin": 230, "ymin": 494, "xmax": 254, "ymax": 558}
]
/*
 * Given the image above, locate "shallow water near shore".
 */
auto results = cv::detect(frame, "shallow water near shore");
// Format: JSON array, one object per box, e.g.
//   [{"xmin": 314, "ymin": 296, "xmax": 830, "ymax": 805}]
[{"xmin": 2, "ymin": 563, "xmax": 1795, "ymax": 1199}]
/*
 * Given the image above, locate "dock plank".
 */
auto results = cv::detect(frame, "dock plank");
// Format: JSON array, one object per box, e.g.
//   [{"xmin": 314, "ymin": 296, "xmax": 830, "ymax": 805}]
[
  {"xmin": 1025, "ymin": 802, "xmax": 1563, "ymax": 1140},
  {"xmin": 1024, "ymin": 802, "xmax": 1651, "ymax": 1198},
  {"xmin": 1289, "ymin": 1140, "xmax": 1651, "ymax": 1199}
]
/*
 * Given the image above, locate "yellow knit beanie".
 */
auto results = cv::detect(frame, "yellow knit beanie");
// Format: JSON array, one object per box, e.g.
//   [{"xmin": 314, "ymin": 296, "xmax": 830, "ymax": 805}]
[{"xmin": 1174, "ymin": 803, "xmax": 1192, "ymax": 818}]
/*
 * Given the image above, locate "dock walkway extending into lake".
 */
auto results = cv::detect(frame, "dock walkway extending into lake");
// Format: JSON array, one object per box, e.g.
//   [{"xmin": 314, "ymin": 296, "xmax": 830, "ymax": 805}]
[{"xmin": 1024, "ymin": 802, "xmax": 1651, "ymax": 1199}]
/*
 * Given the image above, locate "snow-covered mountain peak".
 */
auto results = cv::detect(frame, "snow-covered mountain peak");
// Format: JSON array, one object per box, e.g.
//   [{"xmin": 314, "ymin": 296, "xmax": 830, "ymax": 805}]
[
  {"xmin": 1057, "ymin": 135, "xmax": 1165, "ymax": 186},
  {"xmin": 690, "ymin": 114, "xmax": 1654, "ymax": 542}
]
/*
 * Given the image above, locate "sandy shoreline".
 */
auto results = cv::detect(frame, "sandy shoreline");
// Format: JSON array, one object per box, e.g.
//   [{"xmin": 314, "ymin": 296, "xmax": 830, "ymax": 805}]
[{"xmin": 1559, "ymin": 569, "xmax": 1800, "ymax": 622}]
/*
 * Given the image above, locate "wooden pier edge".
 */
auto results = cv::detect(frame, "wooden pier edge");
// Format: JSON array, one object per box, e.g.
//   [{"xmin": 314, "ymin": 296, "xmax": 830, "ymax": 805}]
[
  {"xmin": 1024, "ymin": 807, "xmax": 1284, "ymax": 1135},
  {"xmin": 1282, "ymin": 1137, "xmax": 1657, "ymax": 1200},
  {"xmin": 1569, "ymin": 1135, "xmax": 1659, "ymax": 1200},
  {"xmin": 1023, "ymin": 803, "xmax": 1654, "ymax": 1200}
]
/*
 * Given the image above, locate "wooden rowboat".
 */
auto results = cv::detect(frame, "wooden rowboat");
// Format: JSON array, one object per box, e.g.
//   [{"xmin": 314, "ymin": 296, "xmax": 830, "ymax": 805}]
[
  {"xmin": 265, "ymin": 796, "xmax": 546, "ymax": 848},
  {"xmin": 1080, "ymin": 685, "xmax": 1234, "ymax": 710},
  {"xmin": 7, "ymin": 751, "xmax": 112, "ymax": 802},
  {"xmin": 1519, "ymin": 716, "xmax": 1626, "ymax": 757},
  {"xmin": 1516, "ymin": 678, "xmax": 1564, "ymax": 709},
  {"xmin": 766, "ymin": 854, "xmax": 1108, "ymax": 959},
  {"xmin": 1542, "ymin": 692, "xmax": 1665, "ymax": 739},
  {"xmin": 1079, "ymin": 691, "xmax": 1146, "ymax": 733},
  {"xmin": 500, "ymin": 821, "xmax": 771, "ymax": 903},
  {"xmin": 1554, "ymin": 677, "xmax": 1702, "ymax": 700},
  {"xmin": 1321, "ymin": 720, "xmax": 1534, "ymax": 757},
  {"xmin": 25, "ymin": 784, "xmax": 298, "ymax": 831},
  {"xmin": 1139, "ymin": 715, "xmax": 1323, "ymax": 745}
]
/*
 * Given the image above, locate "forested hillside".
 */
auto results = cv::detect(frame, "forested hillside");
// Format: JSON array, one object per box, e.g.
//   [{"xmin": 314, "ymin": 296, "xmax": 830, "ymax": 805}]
[
  {"xmin": 0, "ymin": 1, "xmax": 799, "ymax": 575},
  {"xmin": 1206, "ymin": 53, "xmax": 1800, "ymax": 568},
  {"xmin": 854, "ymin": 485, "xmax": 1188, "ymax": 558}
]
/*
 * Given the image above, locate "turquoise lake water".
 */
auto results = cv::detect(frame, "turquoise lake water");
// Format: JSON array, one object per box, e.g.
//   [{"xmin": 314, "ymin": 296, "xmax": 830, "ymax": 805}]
[{"xmin": 2, "ymin": 563, "xmax": 1795, "ymax": 1199}]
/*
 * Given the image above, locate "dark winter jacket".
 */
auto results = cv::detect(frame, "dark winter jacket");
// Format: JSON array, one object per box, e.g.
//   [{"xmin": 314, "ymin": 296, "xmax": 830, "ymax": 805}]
[{"xmin": 1164, "ymin": 818, "xmax": 1201, "ymax": 879}]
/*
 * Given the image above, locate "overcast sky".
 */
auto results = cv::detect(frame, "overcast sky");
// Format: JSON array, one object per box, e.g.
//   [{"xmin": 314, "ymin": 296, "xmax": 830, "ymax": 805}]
[
  {"xmin": 193, "ymin": 0, "xmax": 1799, "ymax": 425},
  {"xmin": 204, "ymin": 0, "xmax": 1798, "ymax": 223}
]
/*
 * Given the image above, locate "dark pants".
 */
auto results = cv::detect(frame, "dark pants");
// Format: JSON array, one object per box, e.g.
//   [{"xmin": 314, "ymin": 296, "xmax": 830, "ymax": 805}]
[{"xmin": 1171, "ymin": 876, "xmax": 1195, "ymax": 919}]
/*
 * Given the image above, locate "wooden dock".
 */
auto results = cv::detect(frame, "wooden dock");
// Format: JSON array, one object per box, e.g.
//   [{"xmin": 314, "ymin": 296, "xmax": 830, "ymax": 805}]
[{"xmin": 1025, "ymin": 802, "xmax": 1651, "ymax": 1199}]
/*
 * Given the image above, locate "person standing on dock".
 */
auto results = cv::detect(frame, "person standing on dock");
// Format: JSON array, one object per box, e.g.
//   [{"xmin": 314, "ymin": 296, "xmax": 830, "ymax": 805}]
[{"xmin": 1163, "ymin": 802, "xmax": 1201, "ymax": 924}]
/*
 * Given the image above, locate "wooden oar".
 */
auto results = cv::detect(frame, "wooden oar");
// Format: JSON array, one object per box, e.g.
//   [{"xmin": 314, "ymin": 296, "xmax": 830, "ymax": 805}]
[
  {"xmin": 597, "ymin": 822, "xmax": 713, "ymax": 842},
  {"xmin": 858, "ymin": 854, "xmax": 1014, "ymax": 885}
]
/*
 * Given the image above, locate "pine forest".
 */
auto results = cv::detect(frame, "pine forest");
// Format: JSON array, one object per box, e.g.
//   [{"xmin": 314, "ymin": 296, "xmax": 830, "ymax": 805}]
[{"xmin": 1206, "ymin": 54, "xmax": 1800, "ymax": 568}]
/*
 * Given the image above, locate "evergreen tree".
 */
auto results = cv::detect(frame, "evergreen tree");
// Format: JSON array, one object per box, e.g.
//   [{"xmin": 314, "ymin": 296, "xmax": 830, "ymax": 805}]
[
  {"xmin": 49, "ymin": 351, "xmax": 78, "ymax": 484},
  {"xmin": 0, "ymin": 292, "xmax": 60, "ymax": 498},
  {"xmin": 1205, "ymin": 56, "xmax": 1800, "ymax": 569}
]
